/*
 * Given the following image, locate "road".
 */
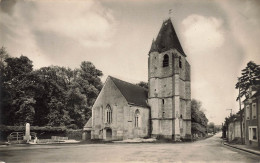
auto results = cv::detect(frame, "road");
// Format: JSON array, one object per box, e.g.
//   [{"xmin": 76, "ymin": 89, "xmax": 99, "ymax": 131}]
[{"xmin": 0, "ymin": 133, "xmax": 259, "ymax": 162}]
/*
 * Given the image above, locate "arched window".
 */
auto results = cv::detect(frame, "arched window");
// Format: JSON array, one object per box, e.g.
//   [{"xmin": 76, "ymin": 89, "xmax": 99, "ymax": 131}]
[
  {"xmin": 162, "ymin": 99, "xmax": 165, "ymax": 105},
  {"xmin": 163, "ymin": 54, "xmax": 169, "ymax": 67},
  {"xmin": 179, "ymin": 56, "xmax": 182, "ymax": 68},
  {"xmin": 106, "ymin": 105, "xmax": 112, "ymax": 124},
  {"xmin": 134, "ymin": 110, "xmax": 140, "ymax": 127}
]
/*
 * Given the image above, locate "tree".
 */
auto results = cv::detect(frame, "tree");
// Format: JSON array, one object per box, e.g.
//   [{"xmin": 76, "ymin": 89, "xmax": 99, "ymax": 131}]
[
  {"xmin": 191, "ymin": 99, "xmax": 208, "ymax": 137},
  {"xmin": 0, "ymin": 48, "xmax": 103, "ymax": 128},
  {"xmin": 3, "ymin": 55, "xmax": 33, "ymax": 82},
  {"xmin": 66, "ymin": 87, "xmax": 88, "ymax": 128},
  {"xmin": 136, "ymin": 81, "xmax": 148, "ymax": 89},
  {"xmin": 1, "ymin": 55, "xmax": 34, "ymax": 125},
  {"xmin": 208, "ymin": 122, "xmax": 215, "ymax": 133},
  {"xmin": 236, "ymin": 61, "xmax": 260, "ymax": 100},
  {"xmin": 0, "ymin": 46, "xmax": 9, "ymax": 71},
  {"xmin": 74, "ymin": 61, "xmax": 103, "ymax": 122}
]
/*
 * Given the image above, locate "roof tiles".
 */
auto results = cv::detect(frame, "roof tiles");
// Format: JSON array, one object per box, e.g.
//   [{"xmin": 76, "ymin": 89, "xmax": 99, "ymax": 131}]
[
  {"xmin": 109, "ymin": 76, "xmax": 149, "ymax": 108},
  {"xmin": 150, "ymin": 18, "xmax": 186, "ymax": 56}
]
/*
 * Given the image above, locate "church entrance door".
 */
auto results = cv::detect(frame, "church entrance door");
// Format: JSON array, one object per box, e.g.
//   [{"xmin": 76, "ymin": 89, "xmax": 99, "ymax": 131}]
[{"xmin": 106, "ymin": 128, "xmax": 112, "ymax": 140}]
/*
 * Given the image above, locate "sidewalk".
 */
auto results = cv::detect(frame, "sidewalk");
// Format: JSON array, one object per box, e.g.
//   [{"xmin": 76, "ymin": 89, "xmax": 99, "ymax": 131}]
[{"xmin": 223, "ymin": 142, "xmax": 260, "ymax": 156}]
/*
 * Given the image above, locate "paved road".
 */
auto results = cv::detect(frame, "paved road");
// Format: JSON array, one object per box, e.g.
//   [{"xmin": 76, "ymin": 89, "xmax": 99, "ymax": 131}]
[{"xmin": 0, "ymin": 133, "xmax": 259, "ymax": 162}]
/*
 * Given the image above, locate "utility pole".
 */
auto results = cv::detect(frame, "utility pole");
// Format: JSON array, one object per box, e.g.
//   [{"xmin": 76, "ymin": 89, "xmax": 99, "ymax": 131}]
[
  {"xmin": 226, "ymin": 109, "xmax": 232, "ymax": 116},
  {"xmin": 238, "ymin": 77, "xmax": 244, "ymax": 144}
]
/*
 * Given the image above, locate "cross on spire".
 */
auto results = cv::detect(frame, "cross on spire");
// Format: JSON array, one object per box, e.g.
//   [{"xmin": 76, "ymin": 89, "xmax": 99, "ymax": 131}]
[{"xmin": 169, "ymin": 9, "xmax": 173, "ymax": 19}]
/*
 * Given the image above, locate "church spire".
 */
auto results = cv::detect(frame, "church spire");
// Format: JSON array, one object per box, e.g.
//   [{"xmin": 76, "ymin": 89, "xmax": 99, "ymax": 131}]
[
  {"xmin": 149, "ymin": 18, "xmax": 186, "ymax": 57},
  {"xmin": 149, "ymin": 39, "xmax": 158, "ymax": 53}
]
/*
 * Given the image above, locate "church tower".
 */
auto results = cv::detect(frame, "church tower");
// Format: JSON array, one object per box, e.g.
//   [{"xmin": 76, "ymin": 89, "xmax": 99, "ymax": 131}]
[{"xmin": 148, "ymin": 18, "xmax": 191, "ymax": 140}]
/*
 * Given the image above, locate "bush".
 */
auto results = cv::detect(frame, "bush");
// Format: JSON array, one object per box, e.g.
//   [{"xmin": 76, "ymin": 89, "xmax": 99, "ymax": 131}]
[
  {"xmin": 0, "ymin": 125, "xmax": 81, "ymax": 141},
  {"xmin": 67, "ymin": 124, "xmax": 79, "ymax": 130},
  {"xmin": 66, "ymin": 129, "xmax": 82, "ymax": 140}
]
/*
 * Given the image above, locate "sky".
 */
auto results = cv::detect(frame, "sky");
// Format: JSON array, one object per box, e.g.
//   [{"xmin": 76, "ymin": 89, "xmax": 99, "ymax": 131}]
[{"xmin": 1, "ymin": 0, "xmax": 260, "ymax": 125}]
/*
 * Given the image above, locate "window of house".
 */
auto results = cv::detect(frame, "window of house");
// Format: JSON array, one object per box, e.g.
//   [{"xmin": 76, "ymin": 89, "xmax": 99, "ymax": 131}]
[
  {"xmin": 163, "ymin": 54, "xmax": 169, "ymax": 67},
  {"xmin": 252, "ymin": 103, "xmax": 257, "ymax": 119},
  {"xmin": 246, "ymin": 105, "xmax": 250, "ymax": 120},
  {"xmin": 249, "ymin": 126, "xmax": 258, "ymax": 141},
  {"xmin": 179, "ymin": 56, "xmax": 182, "ymax": 68},
  {"xmin": 106, "ymin": 105, "xmax": 112, "ymax": 124},
  {"xmin": 134, "ymin": 110, "xmax": 140, "ymax": 127}
]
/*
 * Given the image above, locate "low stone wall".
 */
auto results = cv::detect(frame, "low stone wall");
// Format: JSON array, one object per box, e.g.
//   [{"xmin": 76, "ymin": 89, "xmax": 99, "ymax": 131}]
[{"xmin": 0, "ymin": 125, "xmax": 82, "ymax": 141}]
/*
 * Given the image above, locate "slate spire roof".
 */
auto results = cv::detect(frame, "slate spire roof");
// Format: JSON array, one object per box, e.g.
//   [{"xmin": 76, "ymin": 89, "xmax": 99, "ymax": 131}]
[
  {"xmin": 150, "ymin": 39, "xmax": 158, "ymax": 53},
  {"xmin": 109, "ymin": 76, "xmax": 148, "ymax": 107},
  {"xmin": 150, "ymin": 18, "xmax": 186, "ymax": 56}
]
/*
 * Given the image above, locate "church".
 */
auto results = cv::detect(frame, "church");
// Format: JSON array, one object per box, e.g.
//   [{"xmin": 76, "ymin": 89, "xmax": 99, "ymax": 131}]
[{"xmin": 83, "ymin": 18, "xmax": 191, "ymax": 141}]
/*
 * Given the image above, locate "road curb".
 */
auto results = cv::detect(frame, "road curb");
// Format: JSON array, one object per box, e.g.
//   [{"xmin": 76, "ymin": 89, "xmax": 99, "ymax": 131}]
[{"xmin": 223, "ymin": 143, "xmax": 260, "ymax": 156}]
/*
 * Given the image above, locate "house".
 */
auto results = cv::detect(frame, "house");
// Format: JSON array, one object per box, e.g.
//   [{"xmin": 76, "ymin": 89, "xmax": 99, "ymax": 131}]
[
  {"xmin": 226, "ymin": 111, "xmax": 244, "ymax": 143},
  {"xmin": 83, "ymin": 18, "xmax": 191, "ymax": 141},
  {"xmin": 244, "ymin": 90, "xmax": 260, "ymax": 147}
]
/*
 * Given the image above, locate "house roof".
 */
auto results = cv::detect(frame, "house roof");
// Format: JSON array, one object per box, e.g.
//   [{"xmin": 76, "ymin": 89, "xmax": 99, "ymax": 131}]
[
  {"xmin": 109, "ymin": 76, "xmax": 149, "ymax": 107},
  {"xmin": 243, "ymin": 90, "xmax": 260, "ymax": 102},
  {"xmin": 83, "ymin": 117, "xmax": 92, "ymax": 130},
  {"xmin": 150, "ymin": 18, "xmax": 186, "ymax": 56},
  {"xmin": 252, "ymin": 90, "xmax": 260, "ymax": 98}
]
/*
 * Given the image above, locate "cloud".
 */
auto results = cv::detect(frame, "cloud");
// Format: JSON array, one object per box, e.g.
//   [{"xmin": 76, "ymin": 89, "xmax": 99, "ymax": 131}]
[
  {"xmin": 31, "ymin": 1, "xmax": 116, "ymax": 48},
  {"xmin": 0, "ymin": 0, "xmax": 116, "ymax": 68},
  {"xmin": 181, "ymin": 14, "xmax": 236, "ymax": 123},
  {"xmin": 182, "ymin": 14, "xmax": 224, "ymax": 55},
  {"xmin": 217, "ymin": 0, "xmax": 260, "ymax": 69}
]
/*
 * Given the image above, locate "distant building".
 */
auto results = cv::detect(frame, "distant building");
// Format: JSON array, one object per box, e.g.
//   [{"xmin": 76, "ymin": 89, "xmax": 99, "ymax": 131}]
[
  {"xmin": 83, "ymin": 18, "xmax": 191, "ymax": 141},
  {"xmin": 244, "ymin": 90, "xmax": 260, "ymax": 147},
  {"xmin": 226, "ymin": 111, "xmax": 244, "ymax": 143}
]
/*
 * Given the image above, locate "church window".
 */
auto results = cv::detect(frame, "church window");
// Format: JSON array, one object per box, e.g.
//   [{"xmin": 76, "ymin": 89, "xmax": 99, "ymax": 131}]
[
  {"xmin": 135, "ymin": 110, "xmax": 140, "ymax": 127},
  {"xmin": 162, "ymin": 99, "xmax": 165, "ymax": 105},
  {"xmin": 179, "ymin": 56, "xmax": 182, "ymax": 68},
  {"xmin": 163, "ymin": 54, "xmax": 169, "ymax": 67},
  {"xmin": 106, "ymin": 105, "xmax": 112, "ymax": 124},
  {"xmin": 252, "ymin": 103, "xmax": 256, "ymax": 119}
]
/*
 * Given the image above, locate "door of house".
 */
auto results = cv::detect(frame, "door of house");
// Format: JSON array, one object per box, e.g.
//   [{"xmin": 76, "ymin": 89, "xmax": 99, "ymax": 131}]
[{"xmin": 106, "ymin": 128, "xmax": 112, "ymax": 140}]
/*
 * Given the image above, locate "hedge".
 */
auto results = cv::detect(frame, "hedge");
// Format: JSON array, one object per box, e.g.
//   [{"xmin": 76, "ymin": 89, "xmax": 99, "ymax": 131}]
[
  {"xmin": 0, "ymin": 125, "xmax": 82, "ymax": 141},
  {"xmin": 191, "ymin": 122, "xmax": 207, "ymax": 135}
]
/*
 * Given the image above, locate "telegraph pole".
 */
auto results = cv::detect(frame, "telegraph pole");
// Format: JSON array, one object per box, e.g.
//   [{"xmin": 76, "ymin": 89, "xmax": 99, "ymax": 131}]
[
  {"xmin": 238, "ymin": 77, "xmax": 244, "ymax": 144},
  {"xmin": 226, "ymin": 109, "xmax": 232, "ymax": 116}
]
